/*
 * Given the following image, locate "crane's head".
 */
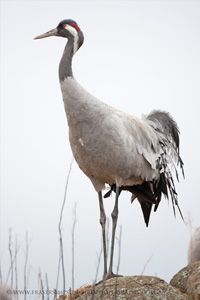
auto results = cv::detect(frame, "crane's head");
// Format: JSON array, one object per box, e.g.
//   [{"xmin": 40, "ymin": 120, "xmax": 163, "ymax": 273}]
[{"xmin": 34, "ymin": 19, "xmax": 82, "ymax": 40}]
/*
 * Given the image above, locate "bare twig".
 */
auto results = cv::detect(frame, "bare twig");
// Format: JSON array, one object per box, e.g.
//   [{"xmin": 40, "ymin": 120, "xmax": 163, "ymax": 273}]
[
  {"xmin": 114, "ymin": 225, "xmax": 122, "ymax": 300},
  {"xmin": 24, "ymin": 232, "xmax": 31, "ymax": 300},
  {"xmin": 72, "ymin": 202, "xmax": 77, "ymax": 292},
  {"xmin": 14, "ymin": 236, "xmax": 19, "ymax": 300},
  {"xmin": 140, "ymin": 254, "xmax": 153, "ymax": 275},
  {"xmin": 90, "ymin": 247, "xmax": 102, "ymax": 300},
  {"xmin": 6, "ymin": 238, "xmax": 20, "ymax": 285},
  {"xmin": 94, "ymin": 247, "xmax": 102, "ymax": 285},
  {"xmin": 27, "ymin": 265, "xmax": 32, "ymax": 296},
  {"xmin": 116, "ymin": 226, "xmax": 122, "ymax": 276},
  {"xmin": 55, "ymin": 248, "xmax": 61, "ymax": 299},
  {"xmin": 46, "ymin": 272, "xmax": 50, "ymax": 300},
  {"xmin": 0, "ymin": 257, "xmax": 2, "ymax": 285},
  {"xmin": 38, "ymin": 269, "xmax": 44, "ymax": 300},
  {"xmin": 57, "ymin": 158, "xmax": 73, "ymax": 300},
  {"xmin": 8, "ymin": 229, "xmax": 13, "ymax": 289}
]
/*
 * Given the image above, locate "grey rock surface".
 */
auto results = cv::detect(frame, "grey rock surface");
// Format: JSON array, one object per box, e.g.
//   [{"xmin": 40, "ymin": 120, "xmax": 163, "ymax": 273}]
[
  {"xmin": 75, "ymin": 276, "xmax": 188, "ymax": 300},
  {"xmin": 170, "ymin": 261, "xmax": 200, "ymax": 300}
]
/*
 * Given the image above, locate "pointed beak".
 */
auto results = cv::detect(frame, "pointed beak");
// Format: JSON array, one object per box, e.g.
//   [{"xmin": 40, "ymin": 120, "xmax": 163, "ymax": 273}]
[{"xmin": 34, "ymin": 27, "xmax": 58, "ymax": 40}]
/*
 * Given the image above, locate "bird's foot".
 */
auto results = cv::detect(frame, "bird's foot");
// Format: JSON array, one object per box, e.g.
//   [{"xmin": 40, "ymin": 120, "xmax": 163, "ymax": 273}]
[
  {"xmin": 104, "ymin": 272, "xmax": 122, "ymax": 281},
  {"xmin": 96, "ymin": 272, "xmax": 123, "ymax": 285}
]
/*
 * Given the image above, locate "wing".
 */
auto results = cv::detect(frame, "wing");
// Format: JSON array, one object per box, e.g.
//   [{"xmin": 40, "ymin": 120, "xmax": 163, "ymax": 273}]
[
  {"xmin": 100, "ymin": 109, "xmax": 162, "ymax": 185},
  {"xmin": 73, "ymin": 107, "xmax": 163, "ymax": 189},
  {"xmin": 104, "ymin": 110, "xmax": 184, "ymax": 226}
]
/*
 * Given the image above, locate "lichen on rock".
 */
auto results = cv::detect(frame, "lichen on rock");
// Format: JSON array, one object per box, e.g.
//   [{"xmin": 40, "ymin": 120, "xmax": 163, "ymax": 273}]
[
  {"xmin": 74, "ymin": 276, "xmax": 188, "ymax": 300},
  {"xmin": 170, "ymin": 261, "xmax": 200, "ymax": 300}
]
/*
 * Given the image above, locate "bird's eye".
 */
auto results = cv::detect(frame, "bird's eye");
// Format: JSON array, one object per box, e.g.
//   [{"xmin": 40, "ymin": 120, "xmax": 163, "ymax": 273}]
[{"xmin": 62, "ymin": 24, "xmax": 66, "ymax": 28}]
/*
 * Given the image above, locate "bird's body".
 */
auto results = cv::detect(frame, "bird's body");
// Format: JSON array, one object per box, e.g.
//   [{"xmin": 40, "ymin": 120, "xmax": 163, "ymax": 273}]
[
  {"xmin": 35, "ymin": 19, "xmax": 184, "ymax": 280},
  {"xmin": 61, "ymin": 77, "xmax": 161, "ymax": 191}
]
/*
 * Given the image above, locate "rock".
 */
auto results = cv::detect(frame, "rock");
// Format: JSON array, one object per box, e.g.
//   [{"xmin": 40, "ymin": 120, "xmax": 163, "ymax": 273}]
[
  {"xmin": 186, "ymin": 268, "xmax": 200, "ymax": 300},
  {"xmin": 170, "ymin": 261, "xmax": 200, "ymax": 300},
  {"xmin": 188, "ymin": 227, "xmax": 200, "ymax": 264},
  {"xmin": 0, "ymin": 285, "xmax": 12, "ymax": 300},
  {"xmin": 74, "ymin": 276, "xmax": 188, "ymax": 300}
]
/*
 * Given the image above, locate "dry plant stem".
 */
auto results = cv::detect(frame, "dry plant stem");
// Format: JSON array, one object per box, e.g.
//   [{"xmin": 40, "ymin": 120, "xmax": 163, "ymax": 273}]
[
  {"xmin": 46, "ymin": 273, "xmax": 50, "ymax": 300},
  {"xmin": 140, "ymin": 255, "xmax": 153, "ymax": 276},
  {"xmin": 72, "ymin": 202, "xmax": 77, "ymax": 292},
  {"xmin": 114, "ymin": 226, "xmax": 122, "ymax": 300},
  {"xmin": 0, "ymin": 258, "xmax": 2, "ymax": 285},
  {"xmin": 94, "ymin": 248, "xmax": 102, "ymax": 284},
  {"xmin": 24, "ymin": 232, "xmax": 30, "ymax": 300},
  {"xmin": 14, "ymin": 236, "xmax": 19, "ymax": 300},
  {"xmin": 91, "ymin": 248, "xmax": 102, "ymax": 300},
  {"xmin": 55, "ymin": 249, "xmax": 61, "ymax": 299},
  {"xmin": 38, "ymin": 269, "xmax": 44, "ymax": 300},
  {"xmin": 58, "ymin": 158, "xmax": 73, "ymax": 300},
  {"xmin": 6, "ymin": 237, "xmax": 20, "ymax": 285},
  {"xmin": 27, "ymin": 265, "xmax": 32, "ymax": 297},
  {"xmin": 8, "ymin": 229, "xmax": 13, "ymax": 289}
]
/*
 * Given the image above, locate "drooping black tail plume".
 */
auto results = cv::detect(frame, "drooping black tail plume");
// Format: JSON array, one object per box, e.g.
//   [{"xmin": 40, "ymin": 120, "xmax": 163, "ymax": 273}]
[
  {"xmin": 104, "ymin": 110, "xmax": 184, "ymax": 227},
  {"xmin": 104, "ymin": 182, "xmax": 155, "ymax": 226}
]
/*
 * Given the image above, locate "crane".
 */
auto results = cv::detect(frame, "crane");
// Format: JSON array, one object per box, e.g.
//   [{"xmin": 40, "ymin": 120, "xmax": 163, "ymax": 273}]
[{"xmin": 34, "ymin": 19, "xmax": 184, "ymax": 280}]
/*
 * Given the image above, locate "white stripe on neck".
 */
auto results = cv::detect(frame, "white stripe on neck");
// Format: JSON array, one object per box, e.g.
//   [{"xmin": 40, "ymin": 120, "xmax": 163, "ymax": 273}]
[{"xmin": 65, "ymin": 25, "xmax": 79, "ymax": 55}]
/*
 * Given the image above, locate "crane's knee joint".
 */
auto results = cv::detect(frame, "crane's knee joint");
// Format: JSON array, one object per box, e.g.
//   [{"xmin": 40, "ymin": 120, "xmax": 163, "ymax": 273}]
[
  {"xmin": 111, "ymin": 209, "xmax": 118, "ymax": 220},
  {"xmin": 99, "ymin": 216, "xmax": 106, "ymax": 226}
]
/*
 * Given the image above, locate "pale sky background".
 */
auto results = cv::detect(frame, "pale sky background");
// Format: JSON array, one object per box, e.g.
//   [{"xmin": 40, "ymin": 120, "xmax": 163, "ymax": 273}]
[{"xmin": 1, "ymin": 0, "xmax": 200, "ymax": 297}]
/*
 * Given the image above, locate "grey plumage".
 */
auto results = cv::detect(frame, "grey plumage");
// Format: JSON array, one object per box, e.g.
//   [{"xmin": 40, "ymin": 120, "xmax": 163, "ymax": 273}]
[
  {"xmin": 105, "ymin": 110, "xmax": 184, "ymax": 226},
  {"xmin": 35, "ymin": 19, "xmax": 184, "ymax": 280}
]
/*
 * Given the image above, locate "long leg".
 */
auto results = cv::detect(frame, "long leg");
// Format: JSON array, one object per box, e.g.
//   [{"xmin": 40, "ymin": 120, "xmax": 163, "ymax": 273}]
[
  {"xmin": 98, "ymin": 191, "xmax": 107, "ymax": 276},
  {"xmin": 108, "ymin": 186, "xmax": 120, "ymax": 275}
]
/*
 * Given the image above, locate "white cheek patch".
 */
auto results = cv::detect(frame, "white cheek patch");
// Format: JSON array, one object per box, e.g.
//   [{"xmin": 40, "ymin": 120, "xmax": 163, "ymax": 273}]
[
  {"xmin": 65, "ymin": 24, "xmax": 79, "ymax": 55},
  {"xmin": 65, "ymin": 24, "xmax": 77, "ymax": 37}
]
